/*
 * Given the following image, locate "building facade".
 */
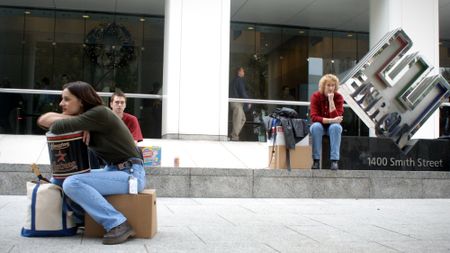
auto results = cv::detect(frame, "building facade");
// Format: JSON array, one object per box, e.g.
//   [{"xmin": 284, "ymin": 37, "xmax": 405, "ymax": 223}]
[{"xmin": 0, "ymin": 0, "xmax": 449, "ymax": 141}]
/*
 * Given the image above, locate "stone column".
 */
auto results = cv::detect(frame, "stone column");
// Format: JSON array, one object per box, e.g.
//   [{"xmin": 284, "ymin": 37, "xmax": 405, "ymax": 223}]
[{"xmin": 162, "ymin": 0, "xmax": 230, "ymax": 140}]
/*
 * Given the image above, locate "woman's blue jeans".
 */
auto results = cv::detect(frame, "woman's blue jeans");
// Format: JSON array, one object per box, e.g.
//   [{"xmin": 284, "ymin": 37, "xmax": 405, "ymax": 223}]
[
  {"xmin": 52, "ymin": 162, "xmax": 146, "ymax": 231},
  {"xmin": 310, "ymin": 122, "xmax": 342, "ymax": 161}
]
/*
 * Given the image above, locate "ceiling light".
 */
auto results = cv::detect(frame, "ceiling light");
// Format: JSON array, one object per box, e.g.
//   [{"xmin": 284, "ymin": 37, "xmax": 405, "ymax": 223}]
[
  {"xmin": 24, "ymin": 11, "xmax": 31, "ymax": 15},
  {"xmin": 248, "ymin": 26, "xmax": 254, "ymax": 30},
  {"xmin": 139, "ymin": 18, "xmax": 145, "ymax": 22},
  {"xmin": 82, "ymin": 15, "xmax": 90, "ymax": 19},
  {"xmin": 347, "ymin": 34, "xmax": 353, "ymax": 37}
]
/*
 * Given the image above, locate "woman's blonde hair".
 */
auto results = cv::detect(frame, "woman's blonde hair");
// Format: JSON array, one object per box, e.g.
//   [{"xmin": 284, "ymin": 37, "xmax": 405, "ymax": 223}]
[{"xmin": 318, "ymin": 74, "xmax": 340, "ymax": 94}]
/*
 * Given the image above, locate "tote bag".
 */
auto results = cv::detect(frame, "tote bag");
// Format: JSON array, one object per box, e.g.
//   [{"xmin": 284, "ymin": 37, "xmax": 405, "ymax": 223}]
[{"xmin": 21, "ymin": 180, "xmax": 77, "ymax": 237}]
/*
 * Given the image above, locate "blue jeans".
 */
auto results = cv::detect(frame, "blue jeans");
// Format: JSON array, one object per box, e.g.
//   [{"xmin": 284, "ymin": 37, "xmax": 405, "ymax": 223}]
[
  {"xmin": 310, "ymin": 122, "xmax": 342, "ymax": 161},
  {"xmin": 56, "ymin": 162, "xmax": 146, "ymax": 231}
]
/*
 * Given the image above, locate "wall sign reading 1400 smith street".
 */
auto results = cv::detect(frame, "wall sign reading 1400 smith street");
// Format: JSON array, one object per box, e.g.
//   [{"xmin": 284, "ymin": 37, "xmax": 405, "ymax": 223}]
[
  {"xmin": 341, "ymin": 28, "xmax": 450, "ymax": 150},
  {"xmin": 367, "ymin": 156, "xmax": 444, "ymax": 168}
]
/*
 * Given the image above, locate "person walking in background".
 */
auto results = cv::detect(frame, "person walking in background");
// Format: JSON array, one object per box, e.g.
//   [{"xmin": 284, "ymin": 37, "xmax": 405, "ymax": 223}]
[
  {"xmin": 229, "ymin": 67, "xmax": 251, "ymax": 141},
  {"xmin": 309, "ymin": 74, "xmax": 344, "ymax": 170},
  {"xmin": 110, "ymin": 89, "xmax": 143, "ymax": 144}
]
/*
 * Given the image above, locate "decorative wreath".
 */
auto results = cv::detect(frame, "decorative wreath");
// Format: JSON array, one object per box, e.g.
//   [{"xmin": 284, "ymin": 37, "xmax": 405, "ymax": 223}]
[{"xmin": 84, "ymin": 22, "xmax": 135, "ymax": 69}]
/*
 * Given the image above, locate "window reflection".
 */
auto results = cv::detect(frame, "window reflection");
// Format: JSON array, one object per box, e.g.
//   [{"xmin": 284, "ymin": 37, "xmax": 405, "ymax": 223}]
[
  {"xmin": 230, "ymin": 23, "xmax": 370, "ymax": 141},
  {"xmin": 0, "ymin": 7, "xmax": 163, "ymax": 137},
  {"xmin": 0, "ymin": 92, "xmax": 162, "ymax": 138}
]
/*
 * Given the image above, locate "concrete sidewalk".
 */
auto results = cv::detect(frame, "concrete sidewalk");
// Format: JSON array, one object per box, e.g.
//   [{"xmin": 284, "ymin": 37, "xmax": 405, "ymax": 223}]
[
  {"xmin": 1, "ymin": 196, "xmax": 450, "ymax": 253},
  {"xmin": 0, "ymin": 134, "xmax": 268, "ymax": 169}
]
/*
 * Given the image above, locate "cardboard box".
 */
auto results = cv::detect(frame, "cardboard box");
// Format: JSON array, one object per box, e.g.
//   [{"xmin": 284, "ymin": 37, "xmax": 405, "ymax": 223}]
[
  {"xmin": 84, "ymin": 189, "xmax": 157, "ymax": 238},
  {"xmin": 140, "ymin": 146, "xmax": 161, "ymax": 167},
  {"xmin": 268, "ymin": 126, "xmax": 312, "ymax": 169},
  {"xmin": 268, "ymin": 145, "xmax": 312, "ymax": 169}
]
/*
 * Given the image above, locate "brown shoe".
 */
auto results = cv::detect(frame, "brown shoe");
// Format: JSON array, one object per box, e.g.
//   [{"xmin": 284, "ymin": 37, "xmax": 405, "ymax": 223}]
[{"xmin": 102, "ymin": 221, "xmax": 136, "ymax": 245}]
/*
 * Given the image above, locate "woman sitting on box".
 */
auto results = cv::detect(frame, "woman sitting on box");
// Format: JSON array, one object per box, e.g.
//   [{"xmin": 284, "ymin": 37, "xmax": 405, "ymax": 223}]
[
  {"xmin": 309, "ymin": 74, "xmax": 344, "ymax": 170},
  {"xmin": 38, "ymin": 81, "xmax": 146, "ymax": 245}
]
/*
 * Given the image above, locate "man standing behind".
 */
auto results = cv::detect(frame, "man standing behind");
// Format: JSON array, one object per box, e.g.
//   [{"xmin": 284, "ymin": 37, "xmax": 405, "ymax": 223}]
[
  {"xmin": 229, "ymin": 67, "xmax": 251, "ymax": 141},
  {"xmin": 110, "ymin": 89, "xmax": 143, "ymax": 143}
]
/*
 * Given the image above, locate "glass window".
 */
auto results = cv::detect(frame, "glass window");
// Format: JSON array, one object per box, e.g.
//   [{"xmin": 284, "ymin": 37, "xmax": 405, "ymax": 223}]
[
  {"xmin": 230, "ymin": 23, "xmax": 257, "ymax": 96},
  {"xmin": 357, "ymin": 33, "xmax": 369, "ymax": 62},
  {"xmin": 54, "ymin": 11, "xmax": 85, "ymax": 87},
  {"xmin": 83, "ymin": 13, "xmax": 115, "ymax": 91},
  {"xmin": 230, "ymin": 23, "xmax": 370, "ymax": 140},
  {"xmin": 23, "ymin": 9, "xmax": 55, "ymax": 90},
  {"xmin": 332, "ymin": 31, "xmax": 357, "ymax": 75},
  {"xmin": 439, "ymin": 40, "xmax": 450, "ymax": 136},
  {"xmin": 0, "ymin": 8, "xmax": 24, "ymax": 88},
  {"xmin": 0, "ymin": 7, "xmax": 164, "ymax": 136},
  {"xmin": 308, "ymin": 30, "xmax": 333, "ymax": 75},
  {"xmin": 141, "ymin": 17, "xmax": 164, "ymax": 95}
]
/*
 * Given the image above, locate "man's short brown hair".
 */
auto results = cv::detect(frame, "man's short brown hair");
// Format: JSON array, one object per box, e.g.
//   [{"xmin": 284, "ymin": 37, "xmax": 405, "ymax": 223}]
[{"xmin": 111, "ymin": 89, "xmax": 126, "ymax": 102}]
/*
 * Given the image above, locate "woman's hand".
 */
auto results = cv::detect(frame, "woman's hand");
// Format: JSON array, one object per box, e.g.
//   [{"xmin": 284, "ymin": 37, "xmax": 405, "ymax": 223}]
[
  {"xmin": 327, "ymin": 93, "xmax": 334, "ymax": 101},
  {"xmin": 82, "ymin": 131, "xmax": 90, "ymax": 145},
  {"xmin": 37, "ymin": 112, "xmax": 72, "ymax": 129},
  {"xmin": 333, "ymin": 116, "xmax": 343, "ymax": 124}
]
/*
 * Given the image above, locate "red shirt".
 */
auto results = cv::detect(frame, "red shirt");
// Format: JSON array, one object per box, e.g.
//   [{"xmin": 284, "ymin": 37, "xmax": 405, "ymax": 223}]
[
  {"xmin": 122, "ymin": 112, "xmax": 143, "ymax": 142},
  {"xmin": 310, "ymin": 91, "xmax": 344, "ymax": 123}
]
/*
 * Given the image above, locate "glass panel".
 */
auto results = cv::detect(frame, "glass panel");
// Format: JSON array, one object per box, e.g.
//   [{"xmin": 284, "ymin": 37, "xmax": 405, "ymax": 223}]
[
  {"xmin": 357, "ymin": 33, "xmax": 369, "ymax": 62},
  {"xmin": 332, "ymin": 31, "xmax": 357, "ymax": 75},
  {"xmin": 23, "ymin": 9, "xmax": 55, "ymax": 90},
  {"xmin": 230, "ymin": 23, "xmax": 256, "ymax": 96},
  {"xmin": 111, "ymin": 14, "xmax": 140, "ymax": 93},
  {"xmin": 308, "ymin": 30, "xmax": 333, "ymax": 75},
  {"xmin": 83, "ymin": 13, "xmax": 115, "ymax": 91},
  {"xmin": 253, "ymin": 26, "xmax": 281, "ymax": 100},
  {"xmin": 230, "ymin": 23, "xmax": 371, "ymax": 138},
  {"xmin": 0, "ymin": 8, "xmax": 24, "ymax": 88},
  {"xmin": 228, "ymin": 102, "xmax": 277, "ymax": 142},
  {"xmin": 124, "ymin": 97, "xmax": 162, "ymax": 138},
  {"xmin": 140, "ymin": 17, "xmax": 164, "ymax": 94},
  {"xmin": 0, "ymin": 91, "xmax": 25, "ymax": 133},
  {"xmin": 280, "ymin": 28, "xmax": 309, "ymax": 117},
  {"xmin": 3, "ymin": 93, "xmax": 59, "ymax": 135},
  {"xmin": 0, "ymin": 92, "xmax": 161, "ymax": 137},
  {"xmin": 54, "ymin": 11, "xmax": 84, "ymax": 87},
  {"xmin": 439, "ymin": 40, "xmax": 450, "ymax": 136},
  {"xmin": 0, "ymin": 7, "xmax": 164, "ymax": 137}
]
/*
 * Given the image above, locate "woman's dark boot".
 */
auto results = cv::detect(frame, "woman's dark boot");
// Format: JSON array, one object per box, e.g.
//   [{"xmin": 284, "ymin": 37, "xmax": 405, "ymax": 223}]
[{"xmin": 102, "ymin": 221, "xmax": 136, "ymax": 245}]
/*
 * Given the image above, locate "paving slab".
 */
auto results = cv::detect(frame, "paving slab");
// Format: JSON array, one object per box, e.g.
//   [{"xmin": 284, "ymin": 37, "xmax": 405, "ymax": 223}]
[{"xmin": 1, "ymin": 196, "xmax": 450, "ymax": 252}]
